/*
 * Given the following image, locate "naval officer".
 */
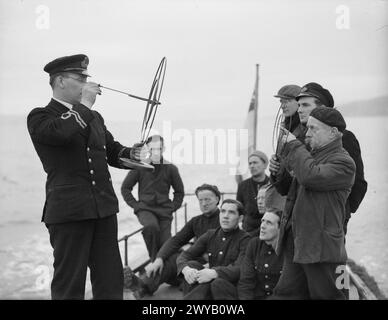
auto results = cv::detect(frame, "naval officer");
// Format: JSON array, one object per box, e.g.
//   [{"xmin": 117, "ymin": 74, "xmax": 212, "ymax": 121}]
[{"xmin": 27, "ymin": 54, "xmax": 142, "ymax": 299}]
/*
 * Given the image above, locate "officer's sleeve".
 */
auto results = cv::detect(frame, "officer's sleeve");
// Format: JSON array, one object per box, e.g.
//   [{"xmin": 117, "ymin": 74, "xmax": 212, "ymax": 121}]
[
  {"xmin": 176, "ymin": 231, "xmax": 210, "ymax": 275},
  {"xmin": 237, "ymin": 238, "xmax": 257, "ymax": 300},
  {"xmin": 27, "ymin": 104, "xmax": 94, "ymax": 145}
]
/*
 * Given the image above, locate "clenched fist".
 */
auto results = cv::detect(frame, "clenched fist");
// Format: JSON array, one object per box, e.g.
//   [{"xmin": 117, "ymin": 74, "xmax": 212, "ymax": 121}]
[{"xmin": 80, "ymin": 82, "xmax": 102, "ymax": 109}]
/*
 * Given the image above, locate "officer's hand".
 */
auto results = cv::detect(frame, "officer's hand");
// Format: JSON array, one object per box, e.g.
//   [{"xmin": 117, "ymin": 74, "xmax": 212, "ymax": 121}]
[
  {"xmin": 269, "ymin": 154, "xmax": 281, "ymax": 175},
  {"xmin": 182, "ymin": 267, "xmax": 199, "ymax": 285},
  {"xmin": 80, "ymin": 82, "xmax": 101, "ymax": 109},
  {"xmin": 130, "ymin": 143, "xmax": 147, "ymax": 161},
  {"xmin": 197, "ymin": 268, "xmax": 218, "ymax": 284},
  {"xmin": 147, "ymin": 258, "xmax": 164, "ymax": 278}
]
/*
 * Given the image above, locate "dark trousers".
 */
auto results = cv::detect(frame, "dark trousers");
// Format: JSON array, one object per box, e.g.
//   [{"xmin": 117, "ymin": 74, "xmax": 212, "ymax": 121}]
[
  {"xmin": 210, "ymin": 278, "xmax": 238, "ymax": 300},
  {"xmin": 47, "ymin": 215, "xmax": 123, "ymax": 300},
  {"xmin": 271, "ymin": 230, "xmax": 347, "ymax": 300},
  {"xmin": 142, "ymin": 252, "xmax": 181, "ymax": 294},
  {"xmin": 182, "ymin": 261, "xmax": 238, "ymax": 300},
  {"xmin": 137, "ymin": 210, "xmax": 172, "ymax": 261}
]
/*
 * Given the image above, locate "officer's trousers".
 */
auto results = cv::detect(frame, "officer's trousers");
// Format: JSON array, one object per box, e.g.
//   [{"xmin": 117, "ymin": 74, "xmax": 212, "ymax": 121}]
[{"xmin": 47, "ymin": 214, "xmax": 123, "ymax": 300}]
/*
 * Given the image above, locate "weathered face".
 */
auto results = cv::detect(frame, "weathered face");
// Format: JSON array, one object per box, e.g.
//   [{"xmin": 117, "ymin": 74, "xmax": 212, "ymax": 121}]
[
  {"xmin": 248, "ymin": 156, "xmax": 267, "ymax": 177},
  {"xmin": 297, "ymin": 96, "xmax": 319, "ymax": 124},
  {"xmin": 305, "ymin": 116, "xmax": 334, "ymax": 150},
  {"xmin": 147, "ymin": 139, "xmax": 164, "ymax": 163},
  {"xmin": 280, "ymin": 98, "xmax": 299, "ymax": 117},
  {"xmin": 197, "ymin": 190, "xmax": 219, "ymax": 214},
  {"xmin": 60, "ymin": 72, "xmax": 88, "ymax": 105},
  {"xmin": 259, "ymin": 211, "xmax": 280, "ymax": 242},
  {"xmin": 220, "ymin": 202, "xmax": 242, "ymax": 231}
]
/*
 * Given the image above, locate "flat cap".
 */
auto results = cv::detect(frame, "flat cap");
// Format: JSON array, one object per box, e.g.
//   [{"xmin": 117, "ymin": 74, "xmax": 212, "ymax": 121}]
[
  {"xmin": 249, "ymin": 150, "xmax": 269, "ymax": 166},
  {"xmin": 44, "ymin": 54, "xmax": 90, "ymax": 76},
  {"xmin": 296, "ymin": 82, "xmax": 334, "ymax": 108},
  {"xmin": 274, "ymin": 84, "xmax": 301, "ymax": 99},
  {"xmin": 310, "ymin": 106, "xmax": 346, "ymax": 132}
]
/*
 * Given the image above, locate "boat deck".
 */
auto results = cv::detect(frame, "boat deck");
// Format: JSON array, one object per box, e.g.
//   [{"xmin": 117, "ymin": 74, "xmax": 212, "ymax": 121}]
[{"xmin": 123, "ymin": 278, "xmax": 361, "ymax": 300}]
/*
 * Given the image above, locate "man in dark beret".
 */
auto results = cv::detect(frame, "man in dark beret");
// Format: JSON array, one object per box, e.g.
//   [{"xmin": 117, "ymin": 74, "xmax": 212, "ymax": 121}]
[
  {"xmin": 270, "ymin": 82, "xmax": 367, "ymax": 234},
  {"xmin": 27, "ymin": 54, "xmax": 142, "ymax": 299},
  {"xmin": 269, "ymin": 106, "xmax": 356, "ymax": 299}
]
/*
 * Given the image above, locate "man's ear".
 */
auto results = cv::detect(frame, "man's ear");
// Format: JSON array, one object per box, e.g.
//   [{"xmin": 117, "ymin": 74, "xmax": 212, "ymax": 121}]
[
  {"xmin": 57, "ymin": 75, "xmax": 66, "ymax": 89},
  {"xmin": 238, "ymin": 215, "xmax": 244, "ymax": 225}
]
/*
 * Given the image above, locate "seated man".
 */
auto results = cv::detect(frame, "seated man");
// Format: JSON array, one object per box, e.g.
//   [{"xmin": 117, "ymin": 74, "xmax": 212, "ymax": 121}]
[
  {"xmin": 128, "ymin": 184, "xmax": 221, "ymax": 298},
  {"xmin": 121, "ymin": 135, "xmax": 185, "ymax": 261},
  {"xmin": 238, "ymin": 209, "xmax": 283, "ymax": 299},
  {"xmin": 176, "ymin": 199, "xmax": 251, "ymax": 300}
]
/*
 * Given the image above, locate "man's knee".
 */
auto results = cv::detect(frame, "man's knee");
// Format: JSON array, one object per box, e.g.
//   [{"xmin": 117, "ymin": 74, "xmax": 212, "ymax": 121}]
[
  {"xmin": 210, "ymin": 278, "xmax": 226, "ymax": 291},
  {"xmin": 210, "ymin": 278, "xmax": 237, "ymax": 300}
]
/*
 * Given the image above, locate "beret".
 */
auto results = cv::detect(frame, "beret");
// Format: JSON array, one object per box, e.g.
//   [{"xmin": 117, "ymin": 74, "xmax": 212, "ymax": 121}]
[
  {"xmin": 44, "ymin": 54, "xmax": 90, "ymax": 76},
  {"xmin": 249, "ymin": 150, "xmax": 269, "ymax": 166},
  {"xmin": 274, "ymin": 84, "xmax": 301, "ymax": 99},
  {"xmin": 296, "ymin": 82, "xmax": 334, "ymax": 108},
  {"xmin": 309, "ymin": 106, "xmax": 346, "ymax": 132},
  {"xmin": 195, "ymin": 183, "xmax": 221, "ymax": 199}
]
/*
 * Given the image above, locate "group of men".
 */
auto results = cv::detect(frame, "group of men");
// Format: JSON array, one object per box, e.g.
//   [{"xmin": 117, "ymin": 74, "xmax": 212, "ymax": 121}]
[{"xmin": 27, "ymin": 54, "xmax": 367, "ymax": 300}]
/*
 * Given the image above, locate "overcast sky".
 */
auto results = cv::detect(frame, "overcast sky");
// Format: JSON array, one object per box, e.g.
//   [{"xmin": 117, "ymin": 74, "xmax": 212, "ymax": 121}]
[{"xmin": 0, "ymin": 0, "xmax": 387, "ymax": 123}]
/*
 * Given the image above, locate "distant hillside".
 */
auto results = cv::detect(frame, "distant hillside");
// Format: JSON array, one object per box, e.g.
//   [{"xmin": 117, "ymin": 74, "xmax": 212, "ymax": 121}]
[{"xmin": 337, "ymin": 95, "xmax": 388, "ymax": 117}]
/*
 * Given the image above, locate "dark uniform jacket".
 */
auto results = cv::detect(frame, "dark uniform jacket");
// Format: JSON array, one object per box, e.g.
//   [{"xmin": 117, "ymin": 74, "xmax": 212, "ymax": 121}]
[
  {"xmin": 27, "ymin": 99, "xmax": 131, "ymax": 224},
  {"xmin": 238, "ymin": 237, "xmax": 283, "ymax": 300},
  {"xmin": 342, "ymin": 130, "xmax": 368, "ymax": 214},
  {"xmin": 157, "ymin": 208, "xmax": 220, "ymax": 261},
  {"xmin": 276, "ymin": 138, "xmax": 356, "ymax": 263},
  {"xmin": 237, "ymin": 176, "xmax": 270, "ymax": 233},
  {"xmin": 176, "ymin": 227, "xmax": 251, "ymax": 284},
  {"xmin": 121, "ymin": 160, "xmax": 184, "ymax": 218}
]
